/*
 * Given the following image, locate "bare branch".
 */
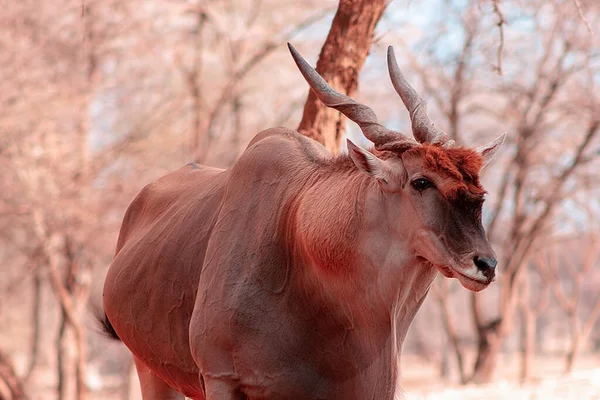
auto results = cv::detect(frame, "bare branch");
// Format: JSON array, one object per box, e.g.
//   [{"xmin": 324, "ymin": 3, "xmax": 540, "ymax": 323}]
[
  {"xmin": 492, "ymin": 0, "xmax": 505, "ymax": 75},
  {"xmin": 582, "ymin": 294, "xmax": 600, "ymax": 338},
  {"xmin": 572, "ymin": 0, "xmax": 595, "ymax": 36}
]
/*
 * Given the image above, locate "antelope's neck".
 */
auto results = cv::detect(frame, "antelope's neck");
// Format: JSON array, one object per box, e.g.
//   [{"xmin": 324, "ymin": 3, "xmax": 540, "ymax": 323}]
[
  {"xmin": 292, "ymin": 170, "xmax": 438, "ymax": 395},
  {"xmin": 294, "ymin": 170, "xmax": 438, "ymax": 339}
]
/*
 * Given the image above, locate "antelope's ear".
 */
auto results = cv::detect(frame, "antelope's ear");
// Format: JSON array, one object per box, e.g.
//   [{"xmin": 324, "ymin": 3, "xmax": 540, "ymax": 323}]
[
  {"xmin": 477, "ymin": 132, "xmax": 506, "ymax": 169},
  {"xmin": 346, "ymin": 139, "xmax": 389, "ymax": 183}
]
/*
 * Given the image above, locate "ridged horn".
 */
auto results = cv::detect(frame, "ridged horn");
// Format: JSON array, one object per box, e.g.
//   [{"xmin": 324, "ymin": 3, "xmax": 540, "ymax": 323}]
[
  {"xmin": 387, "ymin": 46, "xmax": 450, "ymax": 145},
  {"xmin": 288, "ymin": 43, "xmax": 412, "ymax": 147}
]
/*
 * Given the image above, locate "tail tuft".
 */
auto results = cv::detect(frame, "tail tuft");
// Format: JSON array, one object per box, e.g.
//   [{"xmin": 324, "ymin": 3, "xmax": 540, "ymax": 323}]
[{"xmin": 99, "ymin": 312, "xmax": 121, "ymax": 341}]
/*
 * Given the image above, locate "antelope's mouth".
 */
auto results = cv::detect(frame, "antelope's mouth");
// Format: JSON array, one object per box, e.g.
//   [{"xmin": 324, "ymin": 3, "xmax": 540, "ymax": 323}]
[
  {"xmin": 417, "ymin": 256, "xmax": 494, "ymax": 292},
  {"xmin": 434, "ymin": 263, "xmax": 492, "ymax": 292}
]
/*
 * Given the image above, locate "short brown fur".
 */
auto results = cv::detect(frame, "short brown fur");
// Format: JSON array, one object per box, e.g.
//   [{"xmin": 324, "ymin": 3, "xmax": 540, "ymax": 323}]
[
  {"xmin": 380, "ymin": 142, "xmax": 486, "ymax": 201},
  {"xmin": 101, "ymin": 44, "xmax": 505, "ymax": 400}
]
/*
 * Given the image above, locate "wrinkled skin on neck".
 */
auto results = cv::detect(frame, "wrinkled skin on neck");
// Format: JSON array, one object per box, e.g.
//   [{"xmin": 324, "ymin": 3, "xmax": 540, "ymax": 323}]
[
  {"xmin": 296, "ymin": 167, "xmax": 437, "ymax": 321},
  {"xmin": 294, "ymin": 168, "xmax": 439, "ymax": 397}
]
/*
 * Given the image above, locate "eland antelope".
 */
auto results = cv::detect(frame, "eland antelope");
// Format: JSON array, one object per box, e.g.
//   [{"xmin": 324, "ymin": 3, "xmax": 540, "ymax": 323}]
[{"xmin": 101, "ymin": 43, "xmax": 505, "ymax": 399}]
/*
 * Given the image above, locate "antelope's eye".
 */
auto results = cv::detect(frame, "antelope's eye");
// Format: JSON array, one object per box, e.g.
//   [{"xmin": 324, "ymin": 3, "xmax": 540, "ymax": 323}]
[{"xmin": 411, "ymin": 178, "xmax": 433, "ymax": 191}]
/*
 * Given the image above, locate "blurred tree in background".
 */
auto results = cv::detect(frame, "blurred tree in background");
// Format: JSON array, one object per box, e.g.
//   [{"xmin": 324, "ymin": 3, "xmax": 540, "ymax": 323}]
[{"xmin": 0, "ymin": 0, "xmax": 599, "ymax": 399}]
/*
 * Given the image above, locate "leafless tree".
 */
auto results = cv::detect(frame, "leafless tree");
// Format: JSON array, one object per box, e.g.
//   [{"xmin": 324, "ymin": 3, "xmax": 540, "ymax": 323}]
[
  {"xmin": 431, "ymin": 279, "xmax": 469, "ymax": 384},
  {"xmin": 2, "ymin": 0, "xmax": 599, "ymax": 396},
  {"xmin": 180, "ymin": 1, "xmax": 334, "ymax": 163},
  {"xmin": 517, "ymin": 264, "xmax": 549, "ymax": 382},
  {"xmin": 401, "ymin": 0, "xmax": 600, "ymax": 383},
  {"xmin": 536, "ymin": 234, "xmax": 600, "ymax": 374}
]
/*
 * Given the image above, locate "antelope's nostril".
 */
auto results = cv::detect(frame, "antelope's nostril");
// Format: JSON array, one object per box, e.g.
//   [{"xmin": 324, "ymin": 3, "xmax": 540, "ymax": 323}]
[{"xmin": 473, "ymin": 256, "xmax": 497, "ymax": 279}]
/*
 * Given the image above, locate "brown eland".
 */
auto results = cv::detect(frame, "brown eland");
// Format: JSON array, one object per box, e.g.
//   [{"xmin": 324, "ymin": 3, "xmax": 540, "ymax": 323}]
[{"xmin": 101, "ymin": 43, "xmax": 505, "ymax": 399}]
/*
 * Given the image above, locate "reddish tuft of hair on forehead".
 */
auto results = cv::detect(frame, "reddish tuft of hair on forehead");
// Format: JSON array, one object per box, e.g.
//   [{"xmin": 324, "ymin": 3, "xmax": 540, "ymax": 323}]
[{"xmin": 403, "ymin": 144, "xmax": 487, "ymax": 202}]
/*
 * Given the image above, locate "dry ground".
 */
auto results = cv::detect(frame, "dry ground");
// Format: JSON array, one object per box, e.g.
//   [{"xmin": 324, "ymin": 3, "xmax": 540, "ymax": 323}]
[{"xmin": 402, "ymin": 353, "xmax": 600, "ymax": 399}]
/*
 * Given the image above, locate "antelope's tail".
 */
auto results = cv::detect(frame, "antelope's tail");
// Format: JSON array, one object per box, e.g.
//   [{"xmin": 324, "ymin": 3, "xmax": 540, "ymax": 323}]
[
  {"xmin": 100, "ymin": 313, "xmax": 120, "ymax": 341},
  {"xmin": 93, "ymin": 308, "xmax": 121, "ymax": 341}
]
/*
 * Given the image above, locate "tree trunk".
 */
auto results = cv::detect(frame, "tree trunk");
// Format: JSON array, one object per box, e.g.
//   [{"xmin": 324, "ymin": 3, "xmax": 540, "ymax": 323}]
[
  {"xmin": 24, "ymin": 269, "xmax": 43, "ymax": 381},
  {"xmin": 73, "ymin": 324, "xmax": 87, "ymax": 400},
  {"xmin": 519, "ymin": 306, "xmax": 536, "ymax": 383},
  {"xmin": 56, "ymin": 309, "xmax": 89, "ymax": 400},
  {"xmin": 0, "ymin": 351, "xmax": 28, "ymax": 400},
  {"xmin": 57, "ymin": 313, "xmax": 69, "ymax": 400},
  {"xmin": 565, "ymin": 337, "xmax": 580, "ymax": 375},
  {"xmin": 470, "ymin": 287, "xmax": 522, "ymax": 384},
  {"xmin": 63, "ymin": 240, "xmax": 90, "ymax": 400},
  {"xmin": 437, "ymin": 286, "xmax": 467, "ymax": 384},
  {"xmin": 44, "ymin": 236, "xmax": 90, "ymax": 400},
  {"xmin": 565, "ymin": 312, "xmax": 580, "ymax": 375},
  {"xmin": 57, "ymin": 318, "xmax": 87, "ymax": 400},
  {"xmin": 469, "ymin": 247, "xmax": 532, "ymax": 383},
  {"xmin": 297, "ymin": 0, "xmax": 387, "ymax": 153},
  {"xmin": 439, "ymin": 343, "xmax": 450, "ymax": 381},
  {"xmin": 470, "ymin": 318, "xmax": 502, "ymax": 384},
  {"xmin": 517, "ymin": 269, "xmax": 537, "ymax": 384}
]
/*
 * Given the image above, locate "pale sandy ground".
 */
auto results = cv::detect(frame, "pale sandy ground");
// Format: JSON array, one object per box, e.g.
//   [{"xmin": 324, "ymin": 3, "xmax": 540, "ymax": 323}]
[
  {"xmin": 403, "ymin": 369, "xmax": 600, "ymax": 400},
  {"xmin": 401, "ymin": 353, "xmax": 600, "ymax": 400}
]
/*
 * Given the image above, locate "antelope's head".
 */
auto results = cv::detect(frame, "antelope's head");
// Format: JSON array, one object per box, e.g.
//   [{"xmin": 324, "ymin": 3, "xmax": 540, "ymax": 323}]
[{"xmin": 289, "ymin": 43, "xmax": 505, "ymax": 292}]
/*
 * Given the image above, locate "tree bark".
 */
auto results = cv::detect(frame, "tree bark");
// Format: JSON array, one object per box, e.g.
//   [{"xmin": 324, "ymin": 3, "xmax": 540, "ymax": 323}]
[
  {"xmin": 37, "ymin": 233, "xmax": 90, "ymax": 400},
  {"xmin": 470, "ymin": 319, "xmax": 502, "ymax": 384},
  {"xmin": 24, "ymin": 268, "xmax": 42, "ymax": 381},
  {"xmin": 565, "ymin": 324, "xmax": 580, "ymax": 375},
  {"xmin": 297, "ymin": 0, "xmax": 387, "ymax": 153},
  {"xmin": 519, "ymin": 305, "xmax": 536, "ymax": 383},
  {"xmin": 74, "ymin": 322, "xmax": 87, "ymax": 400},
  {"xmin": 57, "ymin": 313, "xmax": 68, "ymax": 400},
  {"xmin": 437, "ymin": 284, "xmax": 467, "ymax": 384},
  {"xmin": 57, "ymin": 316, "xmax": 88, "ymax": 400},
  {"xmin": 517, "ymin": 268, "xmax": 537, "ymax": 383},
  {"xmin": 439, "ymin": 344, "xmax": 450, "ymax": 381},
  {"xmin": 63, "ymin": 238, "xmax": 90, "ymax": 400}
]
